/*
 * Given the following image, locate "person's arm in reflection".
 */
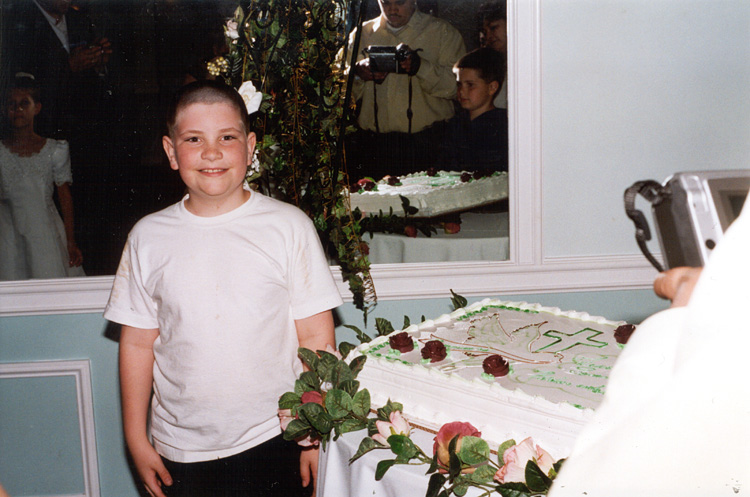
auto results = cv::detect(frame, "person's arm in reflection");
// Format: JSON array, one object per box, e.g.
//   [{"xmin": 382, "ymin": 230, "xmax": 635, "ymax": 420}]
[
  {"xmin": 295, "ymin": 310, "xmax": 336, "ymax": 495},
  {"xmin": 653, "ymin": 266, "xmax": 702, "ymax": 307},
  {"xmin": 56, "ymin": 181, "xmax": 83, "ymax": 267},
  {"xmin": 120, "ymin": 325, "xmax": 173, "ymax": 497}
]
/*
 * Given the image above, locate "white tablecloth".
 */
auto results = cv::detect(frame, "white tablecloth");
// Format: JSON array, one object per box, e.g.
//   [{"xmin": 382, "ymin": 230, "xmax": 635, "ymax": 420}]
[
  {"xmin": 365, "ymin": 211, "xmax": 509, "ymax": 264},
  {"xmin": 317, "ymin": 428, "xmax": 486, "ymax": 497}
]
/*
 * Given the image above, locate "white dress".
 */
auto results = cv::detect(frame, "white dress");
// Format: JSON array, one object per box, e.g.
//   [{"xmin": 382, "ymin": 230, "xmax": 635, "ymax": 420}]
[{"xmin": 0, "ymin": 139, "xmax": 85, "ymax": 280}]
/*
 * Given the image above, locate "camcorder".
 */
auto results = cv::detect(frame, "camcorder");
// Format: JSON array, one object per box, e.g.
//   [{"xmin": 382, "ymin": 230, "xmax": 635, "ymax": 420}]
[
  {"xmin": 364, "ymin": 43, "xmax": 414, "ymax": 74},
  {"xmin": 625, "ymin": 170, "xmax": 750, "ymax": 271}
]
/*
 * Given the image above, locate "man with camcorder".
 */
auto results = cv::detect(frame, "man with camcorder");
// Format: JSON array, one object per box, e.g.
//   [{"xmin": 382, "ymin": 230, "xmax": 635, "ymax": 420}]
[{"xmin": 346, "ymin": 0, "xmax": 465, "ymax": 179}]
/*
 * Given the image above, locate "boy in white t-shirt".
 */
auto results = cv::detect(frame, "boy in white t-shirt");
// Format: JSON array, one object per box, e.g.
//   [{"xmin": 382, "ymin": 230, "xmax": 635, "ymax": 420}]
[{"xmin": 104, "ymin": 80, "xmax": 342, "ymax": 497}]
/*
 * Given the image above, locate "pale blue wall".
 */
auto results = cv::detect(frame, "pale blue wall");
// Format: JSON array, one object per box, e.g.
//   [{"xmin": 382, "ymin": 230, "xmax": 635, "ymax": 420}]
[{"xmin": 0, "ymin": 290, "xmax": 666, "ymax": 496}]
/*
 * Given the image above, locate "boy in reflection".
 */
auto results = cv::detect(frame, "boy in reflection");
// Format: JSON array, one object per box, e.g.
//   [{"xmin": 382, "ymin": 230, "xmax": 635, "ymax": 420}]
[
  {"xmin": 442, "ymin": 48, "xmax": 508, "ymax": 172},
  {"xmin": 346, "ymin": 0, "xmax": 465, "ymax": 179}
]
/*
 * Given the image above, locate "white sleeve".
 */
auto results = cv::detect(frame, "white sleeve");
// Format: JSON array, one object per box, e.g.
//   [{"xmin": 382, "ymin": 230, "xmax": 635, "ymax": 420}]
[
  {"xmin": 103, "ymin": 233, "xmax": 160, "ymax": 330},
  {"xmin": 287, "ymin": 214, "xmax": 343, "ymax": 320}
]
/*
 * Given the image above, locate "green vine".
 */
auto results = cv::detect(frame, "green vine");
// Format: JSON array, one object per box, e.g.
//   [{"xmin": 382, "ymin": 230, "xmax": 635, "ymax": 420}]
[{"xmin": 217, "ymin": 0, "xmax": 376, "ymax": 315}]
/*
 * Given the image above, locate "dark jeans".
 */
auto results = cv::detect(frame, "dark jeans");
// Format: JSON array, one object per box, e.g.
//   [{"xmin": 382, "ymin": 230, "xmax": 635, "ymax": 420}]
[{"xmin": 161, "ymin": 435, "xmax": 309, "ymax": 497}]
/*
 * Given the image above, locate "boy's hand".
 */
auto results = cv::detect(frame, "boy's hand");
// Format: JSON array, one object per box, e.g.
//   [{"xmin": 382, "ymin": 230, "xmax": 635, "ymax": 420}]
[
  {"xmin": 300, "ymin": 446, "xmax": 319, "ymax": 496},
  {"xmin": 130, "ymin": 440, "xmax": 172, "ymax": 497}
]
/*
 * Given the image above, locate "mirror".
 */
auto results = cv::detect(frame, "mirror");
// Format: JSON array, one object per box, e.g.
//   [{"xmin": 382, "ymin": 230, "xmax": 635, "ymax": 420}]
[{"xmin": 0, "ymin": 0, "xmax": 512, "ymax": 284}]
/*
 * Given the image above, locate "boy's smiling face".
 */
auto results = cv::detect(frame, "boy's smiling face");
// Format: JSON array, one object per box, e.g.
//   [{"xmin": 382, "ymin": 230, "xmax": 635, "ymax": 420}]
[
  {"xmin": 456, "ymin": 68, "xmax": 499, "ymax": 120},
  {"xmin": 163, "ymin": 101, "xmax": 255, "ymax": 216}
]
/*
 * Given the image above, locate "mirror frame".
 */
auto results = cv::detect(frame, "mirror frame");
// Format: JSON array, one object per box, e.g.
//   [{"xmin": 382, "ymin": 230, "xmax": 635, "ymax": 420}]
[{"xmin": 0, "ymin": 0, "xmax": 655, "ymax": 317}]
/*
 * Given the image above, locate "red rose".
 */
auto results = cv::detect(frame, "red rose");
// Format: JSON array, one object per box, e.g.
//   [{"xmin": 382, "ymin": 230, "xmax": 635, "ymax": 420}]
[
  {"xmin": 389, "ymin": 331, "xmax": 415, "ymax": 353},
  {"xmin": 482, "ymin": 354, "xmax": 510, "ymax": 377},
  {"xmin": 421, "ymin": 340, "xmax": 447, "ymax": 362},
  {"xmin": 443, "ymin": 222, "xmax": 461, "ymax": 234},
  {"xmin": 433, "ymin": 421, "xmax": 482, "ymax": 470},
  {"xmin": 300, "ymin": 391, "xmax": 323, "ymax": 406}
]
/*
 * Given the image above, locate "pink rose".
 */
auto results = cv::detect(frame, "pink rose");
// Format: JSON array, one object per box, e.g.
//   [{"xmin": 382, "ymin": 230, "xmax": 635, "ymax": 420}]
[
  {"xmin": 372, "ymin": 411, "xmax": 411, "ymax": 446},
  {"xmin": 301, "ymin": 391, "xmax": 323, "ymax": 405},
  {"xmin": 433, "ymin": 421, "xmax": 481, "ymax": 469},
  {"xmin": 494, "ymin": 437, "xmax": 555, "ymax": 484}
]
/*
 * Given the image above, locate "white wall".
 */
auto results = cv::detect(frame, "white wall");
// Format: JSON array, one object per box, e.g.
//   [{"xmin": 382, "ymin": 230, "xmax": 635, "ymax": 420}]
[{"xmin": 541, "ymin": 0, "xmax": 750, "ymax": 258}]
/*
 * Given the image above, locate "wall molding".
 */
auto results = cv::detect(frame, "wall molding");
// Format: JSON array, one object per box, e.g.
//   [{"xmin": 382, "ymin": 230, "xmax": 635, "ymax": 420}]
[{"xmin": 0, "ymin": 360, "xmax": 100, "ymax": 497}]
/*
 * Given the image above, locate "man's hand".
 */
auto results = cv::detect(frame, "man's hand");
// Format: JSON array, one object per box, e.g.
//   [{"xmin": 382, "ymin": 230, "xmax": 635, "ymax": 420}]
[
  {"xmin": 653, "ymin": 267, "xmax": 702, "ymax": 307},
  {"xmin": 300, "ymin": 446, "xmax": 319, "ymax": 496},
  {"xmin": 355, "ymin": 58, "xmax": 387, "ymax": 84},
  {"xmin": 69, "ymin": 37, "xmax": 112, "ymax": 72},
  {"xmin": 129, "ymin": 440, "xmax": 173, "ymax": 497}
]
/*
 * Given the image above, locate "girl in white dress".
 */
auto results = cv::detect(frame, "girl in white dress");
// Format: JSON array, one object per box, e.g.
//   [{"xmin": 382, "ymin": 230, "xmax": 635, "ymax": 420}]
[{"xmin": 0, "ymin": 74, "xmax": 84, "ymax": 280}]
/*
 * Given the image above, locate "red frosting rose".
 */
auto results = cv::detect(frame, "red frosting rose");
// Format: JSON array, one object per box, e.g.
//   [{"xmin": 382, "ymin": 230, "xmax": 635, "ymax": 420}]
[
  {"xmin": 614, "ymin": 324, "xmax": 636, "ymax": 344},
  {"xmin": 421, "ymin": 340, "xmax": 447, "ymax": 362},
  {"xmin": 482, "ymin": 354, "xmax": 510, "ymax": 377},
  {"xmin": 389, "ymin": 331, "xmax": 414, "ymax": 353}
]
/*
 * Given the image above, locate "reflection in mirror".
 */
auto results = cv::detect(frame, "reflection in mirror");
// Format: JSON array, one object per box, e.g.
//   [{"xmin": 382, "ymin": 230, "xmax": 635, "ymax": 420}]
[
  {"xmin": 0, "ymin": 0, "xmax": 509, "ymax": 283},
  {"xmin": 344, "ymin": 0, "xmax": 510, "ymax": 264}
]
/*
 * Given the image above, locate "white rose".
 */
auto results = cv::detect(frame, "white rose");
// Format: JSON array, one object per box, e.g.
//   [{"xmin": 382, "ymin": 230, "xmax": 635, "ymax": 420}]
[
  {"xmin": 238, "ymin": 81, "xmax": 263, "ymax": 115},
  {"xmin": 225, "ymin": 19, "xmax": 239, "ymax": 40}
]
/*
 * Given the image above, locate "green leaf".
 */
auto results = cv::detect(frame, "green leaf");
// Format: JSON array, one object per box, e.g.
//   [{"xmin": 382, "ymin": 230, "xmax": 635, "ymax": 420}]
[
  {"xmin": 338, "ymin": 417, "xmax": 367, "ymax": 435},
  {"xmin": 351, "ymin": 388, "xmax": 371, "ymax": 417},
  {"xmin": 338, "ymin": 341, "xmax": 357, "ymax": 358},
  {"xmin": 349, "ymin": 436, "xmax": 385, "ymax": 463},
  {"xmin": 377, "ymin": 400, "xmax": 403, "ymax": 421},
  {"xmin": 457, "ymin": 436, "xmax": 490, "ymax": 465},
  {"xmin": 278, "ymin": 391, "xmax": 302, "ymax": 409},
  {"xmin": 496, "ymin": 482, "xmax": 532, "ymax": 497},
  {"xmin": 525, "ymin": 460, "xmax": 553, "ymax": 493},
  {"xmin": 337, "ymin": 379, "xmax": 360, "ymax": 397},
  {"xmin": 348, "ymin": 355, "xmax": 367, "ymax": 378},
  {"xmin": 470, "ymin": 463, "xmax": 496, "ymax": 483},
  {"xmin": 375, "ymin": 459, "xmax": 396, "ymax": 480},
  {"xmin": 426, "ymin": 473, "xmax": 447, "ymax": 497},
  {"xmin": 387, "ymin": 434, "xmax": 419, "ymax": 460},
  {"xmin": 497, "ymin": 439, "xmax": 517, "ymax": 467},
  {"xmin": 375, "ymin": 317, "xmax": 395, "ymax": 337},
  {"xmin": 452, "ymin": 483, "xmax": 469, "ymax": 496},
  {"xmin": 297, "ymin": 402, "xmax": 333, "ymax": 435},
  {"xmin": 450, "ymin": 290, "xmax": 468, "ymax": 311},
  {"xmin": 297, "ymin": 348, "xmax": 320, "ymax": 372},
  {"xmin": 297, "ymin": 371, "xmax": 320, "ymax": 392},
  {"xmin": 282, "ymin": 418, "xmax": 310, "ymax": 441},
  {"xmin": 448, "ymin": 435, "xmax": 462, "ymax": 480},
  {"xmin": 329, "ymin": 360, "xmax": 354, "ymax": 386},
  {"xmin": 324, "ymin": 389, "xmax": 353, "ymax": 419}
]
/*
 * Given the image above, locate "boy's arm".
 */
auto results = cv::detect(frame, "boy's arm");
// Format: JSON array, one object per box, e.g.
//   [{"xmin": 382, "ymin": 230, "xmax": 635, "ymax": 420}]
[
  {"xmin": 119, "ymin": 325, "xmax": 172, "ymax": 497},
  {"xmin": 294, "ymin": 310, "xmax": 336, "ymax": 495}
]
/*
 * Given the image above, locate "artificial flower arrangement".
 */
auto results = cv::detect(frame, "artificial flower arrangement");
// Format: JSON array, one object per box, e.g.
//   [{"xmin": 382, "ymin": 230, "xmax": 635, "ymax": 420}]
[
  {"xmin": 210, "ymin": 1, "xmax": 376, "ymax": 315},
  {"xmin": 279, "ymin": 344, "xmax": 564, "ymax": 497}
]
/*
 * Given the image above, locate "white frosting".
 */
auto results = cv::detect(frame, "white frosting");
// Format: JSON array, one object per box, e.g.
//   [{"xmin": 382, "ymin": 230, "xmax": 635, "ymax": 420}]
[
  {"xmin": 348, "ymin": 298, "xmax": 628, "ymax": 458},
  {"xmin": 348, "ymin": 170, "xmax": 509, "ymax": 217}
]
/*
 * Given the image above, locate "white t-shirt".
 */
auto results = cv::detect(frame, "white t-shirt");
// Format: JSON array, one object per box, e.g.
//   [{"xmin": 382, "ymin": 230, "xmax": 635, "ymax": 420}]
[
  {"xmin": 104, "ymin": 191, "xmax": 343, "ymax": 462},
  {"xmin": 549, "ymin": 197, "xmax": 750, "ymax": 496}
]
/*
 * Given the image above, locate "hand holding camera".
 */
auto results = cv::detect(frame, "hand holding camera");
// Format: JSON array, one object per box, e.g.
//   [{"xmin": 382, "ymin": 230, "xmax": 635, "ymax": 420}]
[{"xmin": 359, "ymin": 43, "xmax": 422, "ymax": 81}]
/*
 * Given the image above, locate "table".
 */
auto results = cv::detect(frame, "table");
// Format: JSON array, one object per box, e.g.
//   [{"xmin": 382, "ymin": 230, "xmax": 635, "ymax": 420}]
[
  {"xmin": 365, "ymin": 211, "xmax": 509, "ymax": 264},
  {"xmin": 317, "ymin": 427, "xmax": 487, "ymax": 497}
]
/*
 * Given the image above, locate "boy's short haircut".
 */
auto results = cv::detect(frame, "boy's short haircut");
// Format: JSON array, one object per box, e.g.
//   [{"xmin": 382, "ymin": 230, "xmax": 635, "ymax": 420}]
[
  {"xmin": 454, "ymin": 47, "xmax": 507, "ymax": 88},
  {"xmin": 12, "ymin": 72, "xmax": 41, "ymax": 103},
  {"xmin": 478, "ymin": 1, "xmax": 507, "ymax": 24},
  {"xmin": 166, "ymin": 80, "xmax": 252, "ymax": 137}
]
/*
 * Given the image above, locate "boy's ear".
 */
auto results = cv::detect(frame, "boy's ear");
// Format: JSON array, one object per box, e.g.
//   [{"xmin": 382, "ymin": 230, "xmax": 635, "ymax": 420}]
[
  {"xmin": 489, "ymin": 80, "xmax": 500, "ymax": 97},
  {"xmin": 162, "ymin": 135, "xmax": 179, "ymax": 170},
  {"xmin": 246, "ymin": 132, "xmax": 257, "ymax": 165}
]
